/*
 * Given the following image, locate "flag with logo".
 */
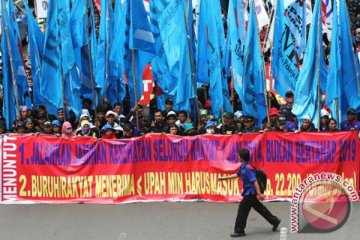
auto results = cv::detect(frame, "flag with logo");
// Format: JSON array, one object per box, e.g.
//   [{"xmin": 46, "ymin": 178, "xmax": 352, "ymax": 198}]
[{"xmin": 271, "ymin": 0, "xmax": 299, "ymax": 97}]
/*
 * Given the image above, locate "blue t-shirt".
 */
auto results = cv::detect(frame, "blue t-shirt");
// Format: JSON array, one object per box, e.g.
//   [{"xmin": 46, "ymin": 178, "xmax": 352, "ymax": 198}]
[{"xmin": 237, "ymin": 163, "xmax": 257, "ymax": 196}]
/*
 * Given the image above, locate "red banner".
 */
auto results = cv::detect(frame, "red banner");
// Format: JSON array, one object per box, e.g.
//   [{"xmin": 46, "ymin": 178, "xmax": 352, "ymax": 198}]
[{"xmin": 1, "ymin": 132, "xmax": 359, "ymax": 203}]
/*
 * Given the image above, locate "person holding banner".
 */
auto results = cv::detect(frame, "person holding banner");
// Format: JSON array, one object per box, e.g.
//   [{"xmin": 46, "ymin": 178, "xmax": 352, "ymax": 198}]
[{"xmin": 218, "ymin": 148, "xmax": 281, "ymax": 237}]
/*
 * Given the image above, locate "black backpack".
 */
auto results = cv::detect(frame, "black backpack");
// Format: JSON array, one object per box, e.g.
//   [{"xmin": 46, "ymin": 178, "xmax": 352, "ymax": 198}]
[{"xmin": 252, "ymin": 166, "xmax": 267, "ymax": 194}]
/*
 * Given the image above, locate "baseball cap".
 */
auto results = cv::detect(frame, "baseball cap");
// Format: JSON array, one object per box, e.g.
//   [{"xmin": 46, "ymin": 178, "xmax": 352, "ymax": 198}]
[
  {"xmin": 269, "ymin": 108, "xmax": 280, "ymax": 116},
  {"xmin": 167, "ymin": 111, "xmax": 177, "ymax": 119},
  {"xmin": 102, "ymin": 124, "xmax": 114, "ymax": 132},
  {"xmin": 199, "ymin": 109, "xmax": 208, "ymax": 116},
  {"xmin": 243, "ymin": 115, "xmax": 255, "ymax": 123},
  {"xmin": 183, "ymin": 122, "xmax": 195, "ymax": 133},
  {"xmin": 223, "ymin": 112, "xmax": 234, "ymax": 119},
  {"xmin": 347, "ymin": 108, "xmax": 356, "ymax": 115},
  {"xmin": 234, "ymin": 111, "xmax": 244, "ymax": 119},
  {"xmin": 205, "ymin": 121, "xmax": 215, "ymax": 129},
  {"xmin": 105, "ymin": 110, "xmax": 118, "ymax": 118},
  {"xmin": 122, "ymin": 123, "xmax": 132, "ymax": 131},
  {"xmin": 51, "ymin": 120, "xmax": 61, "ymax": 127},
  {"xmin": 165, "ymin": 98, "xmax": 174, "ymax": 105},
  {"xmin": 285, "ymin": 91, "xmax": 294, "ymax": 98}
]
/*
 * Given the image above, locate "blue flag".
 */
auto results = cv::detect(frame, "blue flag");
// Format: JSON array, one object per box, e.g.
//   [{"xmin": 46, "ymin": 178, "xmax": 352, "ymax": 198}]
[
  {"xmin": 125, "ymin": 0, "xmax": 155, "ymax": 108},
  {"xmin": 41, "ymin": 0, "xmax": 81, "ymax": 116},
  {"xmin": 95, "ymin": 0, "xmax": 112, "ymax": 98},
  {"xmin": 107, "ymin": 0, "xmax": 126, "ymax": 104},
  {"xmin": 326, "ymin": 0, "xmax": 360, "ymax": 122},
  {"xmin": 149, "ymin": 0, "xmax": 183, "ymax": 100},
  {"xmin": 77, "ymin": 0, "xmax": 98, "ymax": 102},
  {"xmin": 70, "ymin": 0, "xmax": 87, "ymax": 48},
  {"xmin": 23, "ymin": 0, "xmax": 44, "ymax": 107},
  {"xmin": 196, "ymin": 0, "xmax": 226, "ymax": 118},
  {"xmin": 150, "ymin": 0, "xmax": 194, "ymax": 111},
  {"xmin": 1, "ymin": 0, "xmax": 32, "ymax": 129},
  {"xmin": 41, "ymin": 0, "xmax": 62, "ymax": 114},
  {"xmin": 284, "ymin": 0, "xmax": 307, "ymax": 57},
  {"xmin": 227, "ymin": 0, "xmax": 246, "ymax": 100},
  {"xmin": 271, "ymin": 0, "xmax": 299, "ymax": 97},
  {"xmin": 292, "ymin": 0, "xmax": 328, "ymax": 128},
  {"xmin": 242, "ymin": 0, "xmax": 267, "ymax": 126}
]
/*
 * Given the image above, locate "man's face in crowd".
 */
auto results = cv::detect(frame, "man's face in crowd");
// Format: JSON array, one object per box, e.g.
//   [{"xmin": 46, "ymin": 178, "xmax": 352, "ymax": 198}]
[
  {"xmin": 329, "ymin": 120, "xmax": 337, "ymax": 131},
  {"xmin": 106, "ymin": 114, "xmax": 115, "ymax": 124},
  {"xmin": 178, "ymin": 113, "xmax": 187, "ymax": 123},
  {"xmin": 347, "ymin": 112, "xmax": 355, "ymax": 121},
  {"xmin": 302, "ymin": 119, "xmax": 311, "ymax": 129},
  {"xmin": 114, "ymin": 105, "xmax": 122, "ymax": 114},
  {"xmin": 154, "ymin": 112, "xmax": 163, "ymax": 123}
]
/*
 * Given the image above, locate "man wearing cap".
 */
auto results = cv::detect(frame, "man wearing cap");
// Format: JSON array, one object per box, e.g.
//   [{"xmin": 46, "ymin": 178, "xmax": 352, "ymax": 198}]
[
  {"xmin": 101, "ymin": 123, "xmax": 116, "ymax": 139},
  {"xmin": 319, "ymin": 109, "xmax": 331, "ymax": 132},
  {"xmin": 42, "ymin": 121, "xmax": 54, "ymax": 135},
  {"xmin": 341, "ymin": 108, "xmax": 360, "ymax": 131},
  {"xmin": 262, "ymin": 108, "xmax": 281, "ymax": 131},
  {"xmin": 279, "ymin": 91, "xmax": 298, "ymax": 124},
  {"xmin": 18, "ymin": 106, "xmax": 30, "ymax": 121},
  {"xmin": 151, "ymin": 109, "xmax": 168, "ymax": 133},
  {"xmin": 219, "ymin": 112, "xmax": 238, "ymax": 135},
  {"xmin": 183, "ymin": 122, "xmax": 197, "ymax": 136},
  {"xmin": 242, "ymin": 115, "xmax": 259, "ymax": 133},
  {"xmin": 298, "ymin": 116, "xmax": 317, "ymax": 132},
  {"xmin": 164, "ymin": 111, "xmax": 178, "ymax": 133},
  {"xmin": 121, "ymin": 124, "xmax": 134, "ymax": 138},
  {"xmin": 234, "ymin": 111, "xmax": 245, "ymax": 132},
  {"xmin": 197, "ymin": 109, "xmax": 209, "ymax": 134},
  {"xmin": 162, "ymin": 98, "xmax": 175, "ymax": 118},
  {"xmin": 35, "ymin": 105, "xmax": 56, "ymax": 122},
  {"xmin": 103, "ymin": 110, "xmax": 123, "ymax": 138},
  {"xmin": 52, "ymin": 120, "xmax": 62, "ymax": 136}
]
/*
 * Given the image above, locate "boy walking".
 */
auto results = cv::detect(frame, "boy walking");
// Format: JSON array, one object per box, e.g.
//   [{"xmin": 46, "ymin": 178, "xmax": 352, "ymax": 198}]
[{"xmin": 219, "ymin": 148, "xmax": 281, "ymax": 237}]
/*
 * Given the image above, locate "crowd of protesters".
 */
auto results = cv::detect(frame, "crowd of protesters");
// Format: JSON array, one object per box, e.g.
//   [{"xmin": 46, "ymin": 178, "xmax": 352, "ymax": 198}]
[{"xmin": 0, "ymin": 88, "xmax": 359, "ymax": 139}]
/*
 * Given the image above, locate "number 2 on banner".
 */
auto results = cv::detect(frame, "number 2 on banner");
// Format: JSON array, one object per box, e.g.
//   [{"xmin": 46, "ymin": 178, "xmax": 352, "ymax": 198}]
[
  {"xmin": 275, "ymin": 173, "xmax": 285, "ymax": 196},
  {"xmin": 19, "ymin": 175, "xmax": 27, "ymax": 197}
]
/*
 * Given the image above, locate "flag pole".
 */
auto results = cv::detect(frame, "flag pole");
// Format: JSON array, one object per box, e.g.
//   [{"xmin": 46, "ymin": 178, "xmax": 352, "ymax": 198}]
[
  {"xmin": 316, "ymin": 1, "xmax": 321, "ymax": 131},
  {"xmin": 335, "ymin": 99, "xmax": 340, "ymax": 127},
  {"xmin": 181, "ymin": 0, "xmax": 200, "ymax": 126},
  {"xmin": 104, "ymin": 0, "xmax": 110, "ymax": 101},
  {"xmin": 2, "ymin": 0, "xmax": 20, "ymax": 112},
  {"xmin": 85, "ymin": 0, "xmax": 98, "ymax": 117},
  {"xmin": 131, "ymin": 49, "xmax": 140, "ymax": 130}
]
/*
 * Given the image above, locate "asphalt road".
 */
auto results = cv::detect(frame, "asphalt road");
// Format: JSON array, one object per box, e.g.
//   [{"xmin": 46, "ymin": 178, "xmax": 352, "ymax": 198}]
[{"xmin": 0, "ymin": 201, "xmax": 359, "ymax": 240}]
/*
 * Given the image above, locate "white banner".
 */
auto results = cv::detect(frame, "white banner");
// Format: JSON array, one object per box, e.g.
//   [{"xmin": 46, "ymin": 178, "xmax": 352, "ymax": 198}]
[{"xmin": 35, "ymin": 0, "xmax": 48, "ymax": 19}]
